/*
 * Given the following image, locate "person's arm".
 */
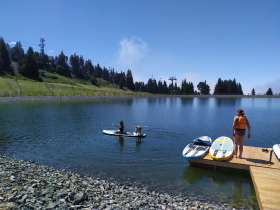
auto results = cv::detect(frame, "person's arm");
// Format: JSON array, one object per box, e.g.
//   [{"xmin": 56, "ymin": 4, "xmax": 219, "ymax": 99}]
[
  {"xmin": 232, "ymin": 116, "xmax": 238, "ymax": 137},
  {"xmin": 246, "ymin": 118, "xmax": 251, "ymax": 138}
]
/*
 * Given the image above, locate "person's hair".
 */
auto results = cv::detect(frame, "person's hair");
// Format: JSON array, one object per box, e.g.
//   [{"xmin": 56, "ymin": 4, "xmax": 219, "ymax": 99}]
[
  {"xmin": 237, "ymin": 109, "xmax": 245, "ymax": 116},
  {"xmin": 120, "ymin": 120, "xmax": 123, "ymax": 125}
]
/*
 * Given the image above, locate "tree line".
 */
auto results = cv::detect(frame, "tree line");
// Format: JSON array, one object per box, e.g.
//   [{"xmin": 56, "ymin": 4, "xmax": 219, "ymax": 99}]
[{"xmin": 2, "ymin": 37, "xmax": 274, "ymax": 95}]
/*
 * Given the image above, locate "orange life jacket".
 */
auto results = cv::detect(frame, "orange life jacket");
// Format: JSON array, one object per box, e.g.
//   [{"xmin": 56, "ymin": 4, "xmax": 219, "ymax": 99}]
[{"xmin": 235, "ymin": 116, "xmax": 246, "ymax": 129}]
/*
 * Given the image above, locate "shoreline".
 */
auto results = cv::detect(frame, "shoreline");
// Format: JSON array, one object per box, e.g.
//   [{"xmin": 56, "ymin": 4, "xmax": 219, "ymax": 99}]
[
  {"xmin": 0, "ymin": 94, "xmax": 279, "ymax": 103},
  {"xmin": 0, "ymin": 156, "xmax": 232, "ymax": 210}
]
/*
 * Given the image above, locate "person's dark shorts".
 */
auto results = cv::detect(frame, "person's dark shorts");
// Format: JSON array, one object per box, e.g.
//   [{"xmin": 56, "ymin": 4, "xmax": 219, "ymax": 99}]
[{"xmin": 235, "ymin": 129, "xmax": 245, "ymax": 136}]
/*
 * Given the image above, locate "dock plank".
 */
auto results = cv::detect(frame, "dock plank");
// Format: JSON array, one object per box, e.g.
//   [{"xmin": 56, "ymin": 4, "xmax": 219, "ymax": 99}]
[{"xmin": 250, "ymin": 166, "xmax": 280, "ymax": 210}]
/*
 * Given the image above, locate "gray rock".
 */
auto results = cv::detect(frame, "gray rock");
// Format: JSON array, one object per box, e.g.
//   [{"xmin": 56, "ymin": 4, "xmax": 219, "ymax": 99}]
[
  {"xmin": 7, "ymin": 196, "xmax": 16, "ymax": 202},
  {"xmin": 58, "ymin": 192, "xmax": 68, "ymax": 198},
  {"xmin": 74, "ymin": 192, "xmax": 87, "ymax": 203},
  {"xmin": 47, "ymin": 201, "xmax": 58, "ymax": 209}
]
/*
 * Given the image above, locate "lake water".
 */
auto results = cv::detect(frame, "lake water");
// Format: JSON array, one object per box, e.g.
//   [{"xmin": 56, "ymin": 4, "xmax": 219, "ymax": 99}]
[{"xmin": 1, "ymin": 97, "xmax": 280, "ymax": 209}]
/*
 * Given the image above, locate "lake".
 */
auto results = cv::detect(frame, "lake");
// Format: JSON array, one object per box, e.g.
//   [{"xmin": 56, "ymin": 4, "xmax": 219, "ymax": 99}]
[{"xmin": 1, "ymin": 97, "xmax": 279, "ymax": 209}]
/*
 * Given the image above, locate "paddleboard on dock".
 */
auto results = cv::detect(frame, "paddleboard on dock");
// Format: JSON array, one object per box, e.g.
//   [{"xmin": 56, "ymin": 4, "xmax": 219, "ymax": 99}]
[
  {"xmin": 182, "ymin": 136, "xmax": 212, "ymax": 159},
  {"xmin": 103, "ymin": 130, "xmax": 146, "ymax": 137},
  {"xmin": 273, "ymin": 144, "xmax": 280, "ymax": 161},
  {"xmin": 209, "ymin": 136, "xmax": 233, "ymax": 160}
]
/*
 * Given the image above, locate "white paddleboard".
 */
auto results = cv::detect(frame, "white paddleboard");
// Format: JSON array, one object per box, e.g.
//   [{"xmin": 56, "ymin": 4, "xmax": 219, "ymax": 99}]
[
  {"xmin": 209, "ymin": 136, "xmax": 233, "ymax": 160},
  {"xmin": 273, "ymin": 144, "xmax": 280, "ymax": 161},
  {"xmin": 182, "ymin": 136, "xmax": 212, "ymax": 159},
  {"xmin": 103, "ymin": 130, "xmax": 146, "ymax": 137}
]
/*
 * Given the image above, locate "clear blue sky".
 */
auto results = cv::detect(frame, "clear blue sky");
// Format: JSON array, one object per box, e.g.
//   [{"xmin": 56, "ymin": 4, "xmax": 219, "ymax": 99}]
[{"xmin": 1, "ymin": 0, "xmax": 279, "ymax": 93}]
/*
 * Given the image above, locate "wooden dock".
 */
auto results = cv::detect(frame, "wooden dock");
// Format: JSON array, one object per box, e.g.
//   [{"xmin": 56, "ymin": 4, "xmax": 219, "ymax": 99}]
[{"xmin": 189, "ymin": 146, "xmax": 280, "ymax": 210}]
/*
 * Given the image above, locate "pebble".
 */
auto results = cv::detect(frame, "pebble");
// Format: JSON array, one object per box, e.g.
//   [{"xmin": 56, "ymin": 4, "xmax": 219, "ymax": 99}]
[{"xmin": 0, "ymin": 156, "xmax": 248, "ymax": 209}]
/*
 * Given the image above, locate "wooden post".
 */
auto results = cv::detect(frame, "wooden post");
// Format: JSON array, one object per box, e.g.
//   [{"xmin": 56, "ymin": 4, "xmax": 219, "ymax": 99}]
[
  {"xmin": 3, "ymin": 93, "xmax": 5, "ymax": 97},
  {"xmin": 36, "ymin": 93, "xmax": 38, "ymax": 96},
  {"xmin": 74, "ymin": 93, "xmax": 75, "ymax": 96},
  {"xmin": 12, "ymin": 93, "xmax": 14, "ymax": 97},
  {"xmin": 60, "ymin": 93, "xmax": 61, "ymax": 96},
  {"xmin": 268, "ymin": 148, "xmax": 273, "ymax": 165},
  {"xmin": 28, "ymin": 93, "xmax": 29, "ymax": 96},
  {"xmin": 67, "ymin": 93, "xmax": 68, "ymax": 96}
]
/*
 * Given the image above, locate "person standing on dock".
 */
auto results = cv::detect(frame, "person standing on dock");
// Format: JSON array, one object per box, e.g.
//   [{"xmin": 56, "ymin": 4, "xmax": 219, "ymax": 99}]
[{"xmin": 232, "ymin": 109, "xmax": 251, "ymax": 158}]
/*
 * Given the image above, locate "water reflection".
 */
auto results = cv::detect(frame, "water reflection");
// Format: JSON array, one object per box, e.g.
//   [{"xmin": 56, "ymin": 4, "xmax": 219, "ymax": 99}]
[
  {"xmin": 116, "ymin": 136, "xmax": 142, "ymax": 152},
  {"xmin": 182, "ymin": 166, "xmax": 258, "ymax": 209},
  {"xmin": 197, "ymin": 98, "xmax": 210, "ymax": 106},
  {"xmin": 215, "ymin": 98, "xmax": 241, "ymax": 107},
  {"xmin": 180, "ymin": 97, "xmax": 194, "ymax": 106},
  {"xmin": 229, "ymin": 181, "xmax": 248, "ymax": 209}
]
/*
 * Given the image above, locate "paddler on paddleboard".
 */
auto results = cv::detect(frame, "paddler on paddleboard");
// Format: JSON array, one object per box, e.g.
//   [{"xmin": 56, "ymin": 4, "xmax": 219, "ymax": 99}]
[
  {"xmin": 115, "ymin": 120, "xmax": 125, "ymax": 134},
  {"xmin": 232, "ymin": 109, "xmax": 251, "ymax": 158}
]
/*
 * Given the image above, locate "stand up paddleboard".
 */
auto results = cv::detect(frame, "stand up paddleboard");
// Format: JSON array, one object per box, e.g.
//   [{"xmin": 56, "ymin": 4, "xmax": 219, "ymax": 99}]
[
  {"xmin": 103, "ymin": 130, "xmax": 146, "ymax": 137},
  {"xmin": 209, "ymin": 136, "xmax": 233, "ymax": 161},
  {"xmin": 273, "ymin": 144, "xmax": 280, "ymax": 161},
  {"xmin": 182, "ymin": 136, "xmax": 212, "ymax": 159}
]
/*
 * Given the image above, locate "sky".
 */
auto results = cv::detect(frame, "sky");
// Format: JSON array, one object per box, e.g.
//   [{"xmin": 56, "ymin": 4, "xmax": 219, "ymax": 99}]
[{"xmin": 0, "ymin": 0, "xmax": 279, "ymax": 94}]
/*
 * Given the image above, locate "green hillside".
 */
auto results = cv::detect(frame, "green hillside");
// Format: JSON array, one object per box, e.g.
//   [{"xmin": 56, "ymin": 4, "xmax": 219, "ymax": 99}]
[{"xmin": 0, "ymin": 70, "xmax": 145, "ymax": 97}]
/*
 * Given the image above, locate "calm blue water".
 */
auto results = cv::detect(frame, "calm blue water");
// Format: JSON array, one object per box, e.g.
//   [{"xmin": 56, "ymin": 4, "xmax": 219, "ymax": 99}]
[{"xmin": 1, "ymin": 97, "xmax": 280, "ymax": 209}]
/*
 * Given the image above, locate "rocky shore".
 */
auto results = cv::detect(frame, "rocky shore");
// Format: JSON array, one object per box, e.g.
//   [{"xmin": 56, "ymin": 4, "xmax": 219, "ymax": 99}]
[
  {"xmin": 0, "ymin": 156, "xmax": 234, "ymax": 210},
  {"xmin": 0, "ymin": 94, "xmax": 279, "ymax": 103}
]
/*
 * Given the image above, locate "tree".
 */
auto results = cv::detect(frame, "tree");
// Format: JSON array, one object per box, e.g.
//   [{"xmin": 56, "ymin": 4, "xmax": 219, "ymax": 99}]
[
  {"xmin": 180, "ymin": 79, "xmax": 194, "ymax": 95},
  {"xmin": 70, "ymin": 53, "xmax": 82, "ymax": 78},
  {"xmin": 119, "ymin": 77, "xmax": 124, "ymax": 89},
  {"xmin": 0, "ymin": 38, "xmax": 11, "ymax": 74},
  {"xmin": 21, "ymin": 47, "xmax": 39, "ymax": 80},
  {"xmin": 163, "ymin": 80, "xmax": 168, "ymax": 94},
  {"xmin": 237, "ymin": 83, "xmax": 243, "ymax": 95},
  {"xmin": 11, "ymin": 41, "xmax": 24, "ymax": 64},
  {"xmin": 146, "ymin": 78, "xmax": 153, "ymax": 93},
  {"xmin": 50, "ymin": 57, "xmax": 56, "ymax": 73},
  {"xmin": 102, "ymin": 67, "xmax": 110, "ymax": 81},
  {"xmin": 197, "ymin": 80, "xmax": 210, "ymax": 95},
  {"xmin": 94, "ymin": 64, "xmax": 102, "ymax": 78},
  {"xmin": 214, "ymin": 78, "xmax": 223, "ymax": 95},
  {"xmin": 266, "ymin": 88, "xmax": 273, "ymax": 95},
  {"xmin": 56, "ymin": 51, "xmax": 69, "ymax": 77},
  {"xmin": 125, "ymin": 69, "xmax": 134, "ymax": 90},
  {"xmin": 158, "ymin": 80, "xmax": 163, "ymax": 94},
  {"xmin": 251, "ymin": 88, "xmax": 255, "ymax": 95}
]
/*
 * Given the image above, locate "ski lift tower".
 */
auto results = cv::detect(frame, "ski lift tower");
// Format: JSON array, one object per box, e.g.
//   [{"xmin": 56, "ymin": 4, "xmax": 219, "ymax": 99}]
[
  {"xmin": 39, "ymin": 38, "xmax": 46, "ymax": 60},
  {"xmin": 169, "ymin": 76, "xmax": 177, "ymax": 95}
]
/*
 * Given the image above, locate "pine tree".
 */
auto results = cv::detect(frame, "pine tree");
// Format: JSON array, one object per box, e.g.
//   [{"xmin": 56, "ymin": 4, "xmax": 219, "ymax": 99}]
[
  {"xmin": 158, "ymin": 80, "xmax": 163, "ymax": 94},
  {"xmin": 266, "ymin": 88, "xmax": 273, "ymax": 95},
  {"xmin": 163, "ymin": 80, "xmax": 168, "ymax": 94},
  {"xmin": 70, "ymin": 53, "xmax": 82, "ymax": 78},
  {"xmin": 238, "ymin": 83, "xmax": 243, "ymax": 95},
  {"xmin": 50, "ymin": 57, "xmax": 56, "ymax": 73},
  {"xmin": 21, "ymin": 47, "xmax": 39, "ymax": 80},
  {"xmin": 189, "ymin": 82, "xmax": 194, "ymax": 94},
  {"xmin": 125, "ymin": 70, "xmax": 134, "ymax": 90},
  {"xmin": 119, "ymin": 77, "xmax": 124, "ymax": 89},
  {"xmin": 0, "ymin": 38, "xmax": 11, "ymax": 74},
  {"xmin": 102, "ymin": 67, "xmax": 110, "ymax": 81},
  {"xmin": 56, "ymin": 51, "xmax": 69, "ymax": 77},
  {"xmin": 251, "ymin": 88, "xmax": 255, "ymax": 95},
  {"xmin": 214, "ymin": 78, "xmax": 223, "ymax": 95},
  {"xmin": 94, "ymin": 64, "xmax": 102, "ymax": 78}
]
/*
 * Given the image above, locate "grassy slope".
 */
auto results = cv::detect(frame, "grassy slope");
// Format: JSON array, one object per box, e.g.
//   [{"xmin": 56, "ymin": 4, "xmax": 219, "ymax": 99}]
[{"xmin": 0, "ymin": 70, "xmax": 145, "ymax": 96}]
